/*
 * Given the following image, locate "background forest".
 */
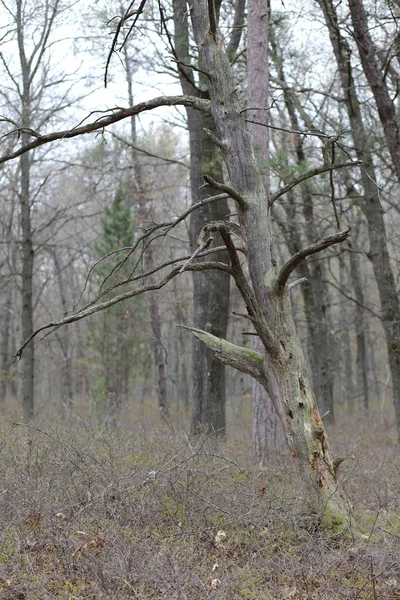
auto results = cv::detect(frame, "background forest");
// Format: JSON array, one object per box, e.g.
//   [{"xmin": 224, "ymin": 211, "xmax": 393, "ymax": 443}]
[{"xmin": 1, "ymin": 0, "xmax": 400, "ymax": 598}]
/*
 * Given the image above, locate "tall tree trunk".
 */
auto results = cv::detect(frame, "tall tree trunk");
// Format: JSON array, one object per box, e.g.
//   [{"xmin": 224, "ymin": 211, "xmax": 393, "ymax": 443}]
[
  {"xmin": 187, "ymin": 0, "xmax": 354, "ymax": 527},
  {"xmin": 173, "ymin": 0, "xmax": 231, "ymax": 435},
  {"xmin": 338, "ymin": 252, "xmax": 354, "ymax": 411},
  {"xmin": 248, "ymin": 0, "xmax": 283, "ymax": 460},
  {"xmin": 347, "ymin": 0, "xmax": 400, "ymax": 182},
  {"xmin": 52, "ymin": 250, "xmax": 74, "ymax": 410},
  {"xmin": 20, "ymin": 133, "xmax": 34, "ymax": 421},
  {"xmin": 122, "ymin": 44, "xmax": 170, "ymax": 423},
  {"xmin": 317, "ymin": 0, "xmax": 400, "ymax": 440},
  {"xmin": 0, "ymin": 288, "xmax": 12, "ymax": 406},
  {"xmin": 348, "ymin": 240, "xmax": 369, "ymax": 413}
]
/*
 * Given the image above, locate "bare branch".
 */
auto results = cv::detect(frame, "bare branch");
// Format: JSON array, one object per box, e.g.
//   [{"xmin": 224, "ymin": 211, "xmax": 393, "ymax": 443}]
[
  {"xmin": 16, "ymin": 260, "xmax": 232, "ymax": 360},
  {"xmin": 269, "ymin": 161, "xmax": 362, "ymax": 206},
  {"xmin": 108, "ymin": 131, "xmax": 189, "ymax": 168},
  {"xmin": 203, "ymin": 174, "xmax": 247, "ymax": 208},
  {"xmin": 289, "ymin": 277, "xmax": 308, "ymax": 290},
  {"xmin": 276, "ymin": 227, "xmax": 351, "ymax": 293},
  {"xmin": 0, "ymin": 95, "xmax": 211, "ymax": 165}
]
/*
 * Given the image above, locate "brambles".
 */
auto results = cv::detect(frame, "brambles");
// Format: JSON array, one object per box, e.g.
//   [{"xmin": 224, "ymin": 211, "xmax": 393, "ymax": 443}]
[{"xmin": 0, "ymin": 414, "xmax": 399, "ymax": 598}]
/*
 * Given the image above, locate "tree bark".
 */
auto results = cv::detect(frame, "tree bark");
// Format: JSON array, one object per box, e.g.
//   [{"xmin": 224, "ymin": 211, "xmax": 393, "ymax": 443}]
[
  {"xmin": 248, "ymin": 0, "xmax": 283, "ymax": 460},
  {"xmin": 317, "ymin": 0, "xmax": 400, "ymax": 440},
  {"xmin": 338, "ymin": 251, "xmax": 354, "ymax": 410},
  {"xmin": 173, "ymin": 0, "xmax": 231, "ymax": 435},
  {"xmin": 187, "ymin": 0, "xmax": 354, "ymax": 527},
  {"xmin": 347, "ymin": 0, "xmax": 400, "ymax": 182},
  {"xmin": 0, "ymin": 288, "xmax": 12, "ymax": 406}
]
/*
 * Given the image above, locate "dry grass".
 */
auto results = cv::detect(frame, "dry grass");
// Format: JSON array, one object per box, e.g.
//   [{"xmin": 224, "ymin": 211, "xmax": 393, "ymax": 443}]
[{"xmin": 0, "ymin": 411, "xmax": 400, "ymax": 599}]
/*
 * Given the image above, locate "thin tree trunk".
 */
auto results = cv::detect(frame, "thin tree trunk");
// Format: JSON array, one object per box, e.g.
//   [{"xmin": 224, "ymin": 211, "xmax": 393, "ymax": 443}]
[
  {"xmin": 20, "ymin": 135, "xmax": 34, "ymax": 421},
  {"xmin": 317, "ymin": 0, "xmax": 400, "ymax": 440},
  {"xmin": 338, "ymin": 252, "xmax": 354, "ymax": 411},
  {"xmin": 122, "ymin": 44, "xmax": 170, "ymax": 423},
  {"xmin": 348, "ymin": 242, "xmax": 369, "ymax": 413},
  {"xmin": 0, "ymin": 288, "xmax": 12, "ymax": 406},
  {"xmin": 51, "ymin": 250, "xmax": 74, "ymax": 410}
]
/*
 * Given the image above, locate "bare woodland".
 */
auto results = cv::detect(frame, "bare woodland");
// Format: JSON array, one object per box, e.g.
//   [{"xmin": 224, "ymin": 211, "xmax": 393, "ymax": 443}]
[{"xmin": 1, "ymin": 0, "xmax": 400, "ymax": 597}]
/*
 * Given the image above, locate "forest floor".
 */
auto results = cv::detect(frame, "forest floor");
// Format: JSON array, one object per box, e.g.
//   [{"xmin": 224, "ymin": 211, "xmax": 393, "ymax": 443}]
[{"xmin": 0, "ymin": 405, "xmax": 400, "ymax": 599}]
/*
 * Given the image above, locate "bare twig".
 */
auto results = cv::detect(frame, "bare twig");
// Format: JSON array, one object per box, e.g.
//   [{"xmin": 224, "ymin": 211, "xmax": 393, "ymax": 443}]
[{"xmin": 269, "ymin": 161, "xmax": 362, "ymax": 206}]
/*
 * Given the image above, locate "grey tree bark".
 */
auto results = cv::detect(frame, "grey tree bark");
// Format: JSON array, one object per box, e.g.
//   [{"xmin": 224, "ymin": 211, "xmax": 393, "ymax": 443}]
[
  {"xmin": 347, "ymin": 0, "xmax": 400, "ymax": 182},
  {"xmin": 186, "ymin": 0, "xmax": 355, "ymax": 527},
  {"xmin": 173, "ymin": 0, "xmax": 232, "ymax": 435},
  {"xmin": 317, "ymin": 0, "xmax": 400, "ymax": 439},
  {"xmin": 338, "ymin": 252, "xmax": 354, "ymax": 410},
  {"xmin": 17, "ymin": 22, "xmax": 35, "ymax": 421},
  {"xmin": 51, "ymin": 249, "xmax": 74, "ymax": 410},
  {"xmin": 14, "ymin": 0, "xmax": 63, "ymax": 420}
]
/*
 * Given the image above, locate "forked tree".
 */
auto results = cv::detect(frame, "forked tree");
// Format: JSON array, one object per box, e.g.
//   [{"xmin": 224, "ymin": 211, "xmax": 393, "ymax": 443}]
[{"xmin": 5, "ymin": 0, "xmax": 362, "ymax": 528}]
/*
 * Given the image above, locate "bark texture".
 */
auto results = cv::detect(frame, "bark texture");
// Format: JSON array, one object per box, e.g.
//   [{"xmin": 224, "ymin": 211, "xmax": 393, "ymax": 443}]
[
  {"xmin": 174, "ymin": 0, "xmax": 230, "ymax": 435},
  {"xmin": 347, "ymin": 0, "xmax": 400, "ymax": 182},
  {"xmin": 248, "ymin": 0, "xmax": 283, "ymax": 460},
  {"xmin": 187, "ymin": 0, "xmax": 354, "ymax": 527}
]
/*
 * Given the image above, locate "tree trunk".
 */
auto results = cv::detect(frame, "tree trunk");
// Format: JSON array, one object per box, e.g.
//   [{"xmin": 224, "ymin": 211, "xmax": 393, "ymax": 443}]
[
  {"xmin": 20, "ymin": 135, "xmax": 34, "ymax": 421},
  {"xmin": 348, "ymin": 242, "xmax": 369, "ymax": 413},
  {"xmin": 338, "ymin": 252, "xmax": 354, "ymax": 410},
  {"xmin": 173, "ymin": 0, "xmax": 231, "ymax": 435},
  {"xmin": 52, "ymin": 250, "xmax": 74, "ymax": 410},
  {"xmin": 122, "ymin": 44, "xmax": 170, "ymax": 423},
  {"xmin": 247, "ymin": 0, "xmax": 283, "ymax": 459},
  {"xmin": 317, "ymin": 0, "xmax": 400, "ymax": 440},
  {"xmin": 347, "ymin": 0, "xmax": 400, "ymax": 182},
  {"xmin": 0, "ymin": 288, "xmax": 12, "ymax": 406},
  {"xmin": 187, "ymin": 0, "xmax": 354, "ymax": 527}
]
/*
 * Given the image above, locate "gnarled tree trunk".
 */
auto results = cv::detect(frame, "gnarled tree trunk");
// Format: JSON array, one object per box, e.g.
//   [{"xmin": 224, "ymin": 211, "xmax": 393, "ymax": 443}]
[{"xmin": 186, "ymin": 0, "xmax": 355, "ymax": 528}]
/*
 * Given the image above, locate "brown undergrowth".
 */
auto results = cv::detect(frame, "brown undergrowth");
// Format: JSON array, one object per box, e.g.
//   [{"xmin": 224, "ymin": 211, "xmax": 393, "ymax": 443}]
[{"xmin": 0, "ymin": 411, "xmax": 399, "ymax": 599}]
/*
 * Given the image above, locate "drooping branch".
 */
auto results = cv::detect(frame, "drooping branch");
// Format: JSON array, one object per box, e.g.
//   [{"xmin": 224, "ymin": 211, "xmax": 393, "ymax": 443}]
[
  {"xmin": 269, "ymin": 161, "xmax": 362, "ymax": 206},
  {"xmin": 0, "ymin": 95, "xmax": 211, "ymax": 165},
  {"xmin": 276, "ymin": 227, "xmax": 351, "ymax": 293},
  {"xmin": 16, "ymin": 260, "xmax": 233, "ymax": 360},
  {"xmin": 178, "ymin": 325, "xmax": 267, "ymax": 385}
]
